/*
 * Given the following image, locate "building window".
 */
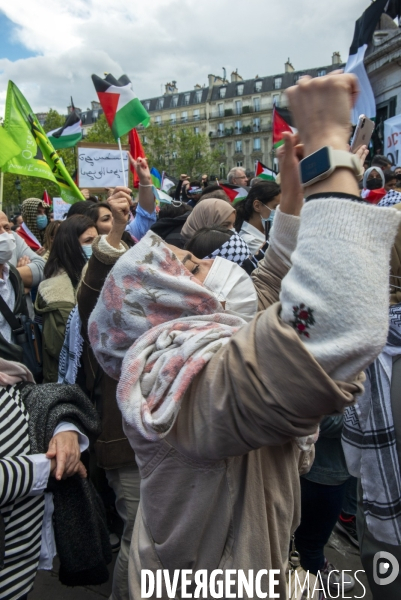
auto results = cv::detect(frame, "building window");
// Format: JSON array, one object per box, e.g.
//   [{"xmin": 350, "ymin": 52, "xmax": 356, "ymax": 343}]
[
  {"xmin": 181, "ymin": 111, "xmax": 188, "ymax": 122},
  {"xmin": 195, "ymin": 90, "xmax": 202, "ymax": 102},
  {"xmin": 317, "ymin": 69, "xmax": 326, "ymax": 77},
  {"xmin": 157, "ymin": 98, "xmax": 164, "ymax": 109},
  {"xmin": 219, "ymin": 87, "xmax": 226, "ymax": 99},
  {"xmin": 142, "ymin": 135, "xmax": 147, "ymax": 144},
  {"xmin": 184, "ymin": 93, "xmax": 190, "ymax": 105},
  {"xmin": 155, "ymin": 116, "xmax": 161, "ymax": 125},
  {"xmin": 235, "ymin": 120, "xmax": 242, "ymax": 134},
  {"xmin": 236, "ymin": 161, "xmax": 243, "ymax": 167},
  {"xmin": 235, "ymin": 100, "xmax": 242, "ymax": 115},
  {"xmin": 237, "ymin": 84, "xmax": 244, "ymax": 96},
  {"xmin": 220, "ymin": 164, "xmax": 226, "ymax": 179},
  {"xmin": 193, "ymin": 109, "xmax": 200, "ymax": 120},
  {"xmin": 218, "ymin": 103, "xmax": 224, "ymax": 117},
  {"xmin": 235, "ymin": 140, "xmax": 242, "ymax": 153},
  {"xmin": 274, "ymin": 77, "xmax": 282, "ymax": 90},
  {"xmin": 170, "ymin": 113, "xmax": 176, "ymax": 124},
  {"xmin": 253, "ymin": 97, "xmax": 260, "ymax": 112},
  {"xmin": 172, "ymin": 95, "xmax": 178, "ymax": 107},
  {"xmin": 253, "ymin": 117, "xmax": 260, "ymax": 132},
  {"xmin": 253, "ymin": 138, "xmax": 261, "ymax": 151},
  {"xmin": 92, "ymin": 110, "xmax": 98, "ymax": 120},
  {"xmin": 254, "ymin": 80, "xmax": 263, "ymax": 92},
  {"xmin": 194, "ymin": 127, "xmax": 199, "ymax": 135},
  {"xmin": 144, "ymin": 101, "xmax": 150, "ymax": 110},
  {"xmin": 272, "ymin": 94, "xmax": 280, "ymax": 107},
  {"xmin": 293, "ymin": 74, "xmax": 302, "ymax": 83},
  {"xmin": 218, "ymin": 122, "xmax": 224, "ymax": 136},
  {"xmin": 172, "ymin": 151, "xmax": 177, "ymax": 159}
]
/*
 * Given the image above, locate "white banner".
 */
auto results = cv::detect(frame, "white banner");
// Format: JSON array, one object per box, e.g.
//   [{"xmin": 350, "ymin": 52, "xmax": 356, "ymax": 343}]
[
  {"xmin": 78, "ymin": 147, "xmax": 129, "ymax": 188},
  {"xmin": 53, "ymin": 197, "xmax": 70, "ymax": 220},
  {"xmin": 384, "ymin": 114, "xmax": 401, "ymax": 167}
]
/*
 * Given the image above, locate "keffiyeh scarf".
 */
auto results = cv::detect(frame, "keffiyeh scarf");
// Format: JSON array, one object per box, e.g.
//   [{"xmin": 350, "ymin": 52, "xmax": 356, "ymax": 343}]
[
  {"xmin": 378, "ymin": 189, "xmax": 401, "ymax": 208},
  {"xmin": 58, "ymin": 306, "xmax": 84, "ymax": 385},
  {"xmin": 204, "ymin": 232, "xmax": 250, "ymax": 265},
  {"xmin": 342, "ymin": 303, "xmax": 401, "ymax": 545}
]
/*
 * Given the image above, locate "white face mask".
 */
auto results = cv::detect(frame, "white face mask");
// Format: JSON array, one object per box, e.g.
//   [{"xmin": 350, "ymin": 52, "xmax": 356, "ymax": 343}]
[
  {"xmin": 203, "ymin": 256, "xmax": 258, "ymax": 320},
  {"xmin": 0, "ymin": 232, "xmax": 16, "ymax": 264}
]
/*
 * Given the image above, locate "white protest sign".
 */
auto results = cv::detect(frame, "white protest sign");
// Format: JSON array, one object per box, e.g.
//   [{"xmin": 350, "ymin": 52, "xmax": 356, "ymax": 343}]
[
  {"xmin": 78, "ymin": 146, "xmax": 129, "ymax": 188},
  {"xmin": 384, "ymin": 114, "xmax": 401, "ymax": 167},
  {"xmin": 53, "ymin": 197, "xmax": 70, "ymax": 220}
]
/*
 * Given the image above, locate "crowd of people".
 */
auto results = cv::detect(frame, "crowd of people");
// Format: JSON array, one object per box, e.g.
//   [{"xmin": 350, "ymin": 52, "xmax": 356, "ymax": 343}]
[{"xmin": 1, "ymin": 72, "xmax": 401, "ymax": 600}]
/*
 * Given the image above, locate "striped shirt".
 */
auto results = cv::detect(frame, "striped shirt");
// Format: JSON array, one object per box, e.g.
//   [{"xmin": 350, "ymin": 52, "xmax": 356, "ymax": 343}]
[{"xmin": 0, "ymin": 385, "xmax": 45, "ymax": 600}]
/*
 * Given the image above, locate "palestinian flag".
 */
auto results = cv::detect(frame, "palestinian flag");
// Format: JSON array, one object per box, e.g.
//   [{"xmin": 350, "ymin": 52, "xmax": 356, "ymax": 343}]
[
  {"xmin": 255, "ymin": 160, "xmax": 276, "ymax": 181},
  {"xmin": 91, "ymin": 73, "xmax": 150, "ymax": 140},
  {"xmin": 273, "ymin": 106, "xmax": 295, "ymax": 148},
  {"xmin": 161, "ymin": 172, "xmax": 178, "ymax": 192},
  {"xmin": 47, "ymin": 110, "xmax": 82, "ymax": 149},
  {"xmin": 361, "ymin": 187, "xmax": 387, "ymax": 204},
  {"xmin": 129, "ymin": 128, "xmax": 146, "ymax": 188},
  {"xmin": 153, "ymin": 186, "xmax": 173, "ymax": 205},
  {"xmin": 344, "ymin": 0, "xmax": 389, "ymax": 124},
  {"xmin": 150, "ymin": 167, "xmax": 161, "ymax": 189},
  {"xmin": 219, "ymin": 183, "xmax": 249, "ymax": 204},
  {"xmin": 42, "ymin": 189, "xmax": 52, "ymax": 206}
]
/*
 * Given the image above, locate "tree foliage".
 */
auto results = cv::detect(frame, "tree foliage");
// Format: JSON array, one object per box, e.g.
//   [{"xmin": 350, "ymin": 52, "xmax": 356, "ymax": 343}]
[
  {"xmin": 143, "ymin": 124, "xmax": 223, "ymax": 178},
  {"xmin": 85, "ymin": 114, "xmax": 126, "ymax": 145}
]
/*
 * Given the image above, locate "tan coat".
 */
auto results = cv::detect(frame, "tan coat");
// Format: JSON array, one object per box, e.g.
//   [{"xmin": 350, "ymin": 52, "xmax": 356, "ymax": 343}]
[{"xmin": 125, "ymin": 246, "xmax": 361, "ymax": 599}]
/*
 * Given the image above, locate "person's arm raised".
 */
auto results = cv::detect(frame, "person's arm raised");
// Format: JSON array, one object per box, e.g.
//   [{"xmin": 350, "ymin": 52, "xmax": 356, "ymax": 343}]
[
  {"xmin": 106, "ymin": 187, "xmax": 132, "ymax": 249},
  {"xmin": 128, "ymin": 154, "xmax": 155, "ymax": 214}
]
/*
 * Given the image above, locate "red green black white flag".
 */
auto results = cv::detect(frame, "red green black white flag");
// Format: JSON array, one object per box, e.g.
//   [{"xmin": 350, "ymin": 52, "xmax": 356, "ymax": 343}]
[
  {"xmin": 273, "ymin": 105, "xmax": 295, "ymax": 149},
  {"xmin": 91, "ymin": 73, "xmax": 150, "ymax": 140},
  {"xmin": 218, "ymin": 183, "xmax": 248, "ymax": 204},
  {"xmin": 255, "ymin": 160, "xmax": 276, "ymax": 181}
]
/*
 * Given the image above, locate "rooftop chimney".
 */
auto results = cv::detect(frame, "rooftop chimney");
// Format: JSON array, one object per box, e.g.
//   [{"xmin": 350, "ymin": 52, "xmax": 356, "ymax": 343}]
[
  {"xmin": 208, "ymin": 74, "xmax": 226, "ymax": 87},
  {"xmin": 332, "ymin": 51, "xmax": 342, "ymax": 65},
  {"xmin": 285, "ymin": 58, "xmax": 294, "ymax": 73},
  {"xmin": 194, "ymin": 84, "xmax": 202, "ymax": 89},
  {"xmin": 164, "ymin": 81, "xmax": 178, "ymax": 95},
  {"xmin": 91, "ymin": 100, "xmax": 101, "ymax": 110},
  {"xmin": 231, "ymin": 69, "xmax": 243, "ymax": 83}
]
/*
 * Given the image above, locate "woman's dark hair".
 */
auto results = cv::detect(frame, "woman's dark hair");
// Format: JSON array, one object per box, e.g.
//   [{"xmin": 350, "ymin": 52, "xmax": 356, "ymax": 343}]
[
  {"xmin": 158, "ymin": 203, "xmax": 192, "ymax": 220},
  {"xmin": 384, "ymin": 169, "xmax": 397, "ymax": 184},
  {"xmin": 235, "ymin": 181, "xmax": 280, "ymax": 231},
  {"xmin": 66, "ymin": 201, "xmax": 96, "ymax": 218},
  {"xmin": 86, "ymin": 201, "xmax": 112, "ymax": 224},
  {"xmin": 44, "ymin": 215, "xmax": 96, "ymax": 287},
  {"xmin": 185, "ymin": 226, "xmax": 233, "ymax": 259}
]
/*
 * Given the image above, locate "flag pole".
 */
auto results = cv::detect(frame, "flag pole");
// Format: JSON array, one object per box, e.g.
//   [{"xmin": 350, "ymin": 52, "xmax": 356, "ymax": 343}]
[
  {"xmin": 0, "ymin": 171, "xmax": 3, "ymax": 212},
  {"xmin": 118, "ymin": 137, "xmax": 127, "ymax": 187}
]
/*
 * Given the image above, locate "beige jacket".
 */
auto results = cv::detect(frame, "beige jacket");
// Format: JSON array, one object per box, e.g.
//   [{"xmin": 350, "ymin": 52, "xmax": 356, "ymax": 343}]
[{"xmin": 125, "ymin": 244, "xmax": 361, "ymax": 599}]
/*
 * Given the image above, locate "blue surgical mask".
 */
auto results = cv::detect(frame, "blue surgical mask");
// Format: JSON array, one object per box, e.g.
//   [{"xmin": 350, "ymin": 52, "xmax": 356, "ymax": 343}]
[
  {"xmin": 36, "ymin": 215, "xmax": 48, "ymax": 230},
  {"xmin": 82, "ymin": 244, "xmax": 93, "ymax": 260},
  {"xmin": 261, "ymin": 208, "xmax": 276, "ymax": 226}
]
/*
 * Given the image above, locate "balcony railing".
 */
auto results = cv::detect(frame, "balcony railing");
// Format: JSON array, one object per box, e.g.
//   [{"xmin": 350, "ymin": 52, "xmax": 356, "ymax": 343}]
[{"xmin": 209, "ymin": 124, "xmax": 271, "ymax": 138}]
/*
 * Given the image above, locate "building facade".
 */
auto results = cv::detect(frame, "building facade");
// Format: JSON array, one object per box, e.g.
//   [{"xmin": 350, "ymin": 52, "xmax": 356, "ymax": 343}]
[{"xmin": 79, "ymin": 54, "xmax": 343, "ymax": 177}]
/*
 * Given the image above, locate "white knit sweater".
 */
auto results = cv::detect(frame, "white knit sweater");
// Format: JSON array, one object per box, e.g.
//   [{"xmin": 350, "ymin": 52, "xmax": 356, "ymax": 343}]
[{"xmin": 278, "ymin": 198, "xmax": 401, "ymax": 382}]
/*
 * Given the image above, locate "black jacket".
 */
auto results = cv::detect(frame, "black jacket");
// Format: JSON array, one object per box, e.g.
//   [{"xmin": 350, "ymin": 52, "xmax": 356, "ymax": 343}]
[
  {"xmin": 0, "ymin": 264, "xmax": 28, "ymax": 362},
  {"xmin": 150, "ymin": 212, "xmax": 191, "ymax": 249}
]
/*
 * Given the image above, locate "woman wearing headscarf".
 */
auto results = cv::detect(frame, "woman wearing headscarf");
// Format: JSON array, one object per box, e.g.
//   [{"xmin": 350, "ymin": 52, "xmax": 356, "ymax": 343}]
[
  {"xmin": 17, "ymin": 198, "xmax": 49, "ymax": 251},
  {"xmin": 181, "ymin": 198, "xmax": 236, "ymax": 241},
  {"xmin": 87, "ymin": 74, "xmax": 401, "ymax": 599}
]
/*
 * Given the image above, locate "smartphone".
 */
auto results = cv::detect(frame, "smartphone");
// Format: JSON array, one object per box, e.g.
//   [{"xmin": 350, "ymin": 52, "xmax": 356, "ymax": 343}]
[{"xmin": 350, "ymin": 115, "xmax": 375, "ymax": 152}]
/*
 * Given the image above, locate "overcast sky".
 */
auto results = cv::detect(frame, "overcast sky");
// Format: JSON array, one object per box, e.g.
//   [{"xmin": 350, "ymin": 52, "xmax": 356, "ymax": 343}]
[{"xmin": 0, "ymin": 0, "xmax": 370, "ymax": 116}]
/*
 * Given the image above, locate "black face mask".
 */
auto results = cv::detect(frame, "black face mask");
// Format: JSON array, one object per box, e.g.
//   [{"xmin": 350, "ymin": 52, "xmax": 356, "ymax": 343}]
[{"xmin": 366, "ymin": 178, "xmax": 383, "ymax": 190}]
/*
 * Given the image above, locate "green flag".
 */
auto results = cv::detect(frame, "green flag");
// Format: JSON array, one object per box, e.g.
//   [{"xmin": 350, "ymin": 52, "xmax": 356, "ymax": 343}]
[
  {"xmin": 0, "ymin": 126, "xmax": 21, "ymax": 167},
  {"xmin": 1, "ymin": 81, "xmax": 84, "ymax": 204}
]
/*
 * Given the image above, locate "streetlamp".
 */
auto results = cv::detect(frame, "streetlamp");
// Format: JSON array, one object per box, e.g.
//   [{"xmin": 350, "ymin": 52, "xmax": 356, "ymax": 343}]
[{"xmin": 14, "ymin": 177, "xmax": 22, "ymax": 206}]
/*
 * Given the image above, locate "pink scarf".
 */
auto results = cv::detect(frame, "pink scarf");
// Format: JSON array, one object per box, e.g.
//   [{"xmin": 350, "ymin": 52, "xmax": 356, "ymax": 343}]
[
  {"xmin": 0, "ymin": 358, "xmax": 35, "ymax": 386},
  {"xmin": 89, "ymin": 231, "xmax": 245, "ymax": 440}
]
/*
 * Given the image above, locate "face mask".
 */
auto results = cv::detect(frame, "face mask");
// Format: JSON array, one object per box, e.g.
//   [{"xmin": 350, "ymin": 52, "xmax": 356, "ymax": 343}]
[
  {"xmin": 366, "ymin": 178, "xmax": 383, "ymax": 190},
  {"xmin": 261, "ymin": 207, "xmax": 276, "ymax": 226},
  {"xmin": 203, "ymin": 256, "xmax": 258, "ymax": 320},
  {"xmin": 0, "ymin": 232, "xmax": 16, "ymax": 264},
  {"xmin": 82, "ymin": 245, "xmax": 93, "ymax": 260},
  {"xmin": 36, "ymin": 215, "xmax": 48, "ymax": 230}
]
